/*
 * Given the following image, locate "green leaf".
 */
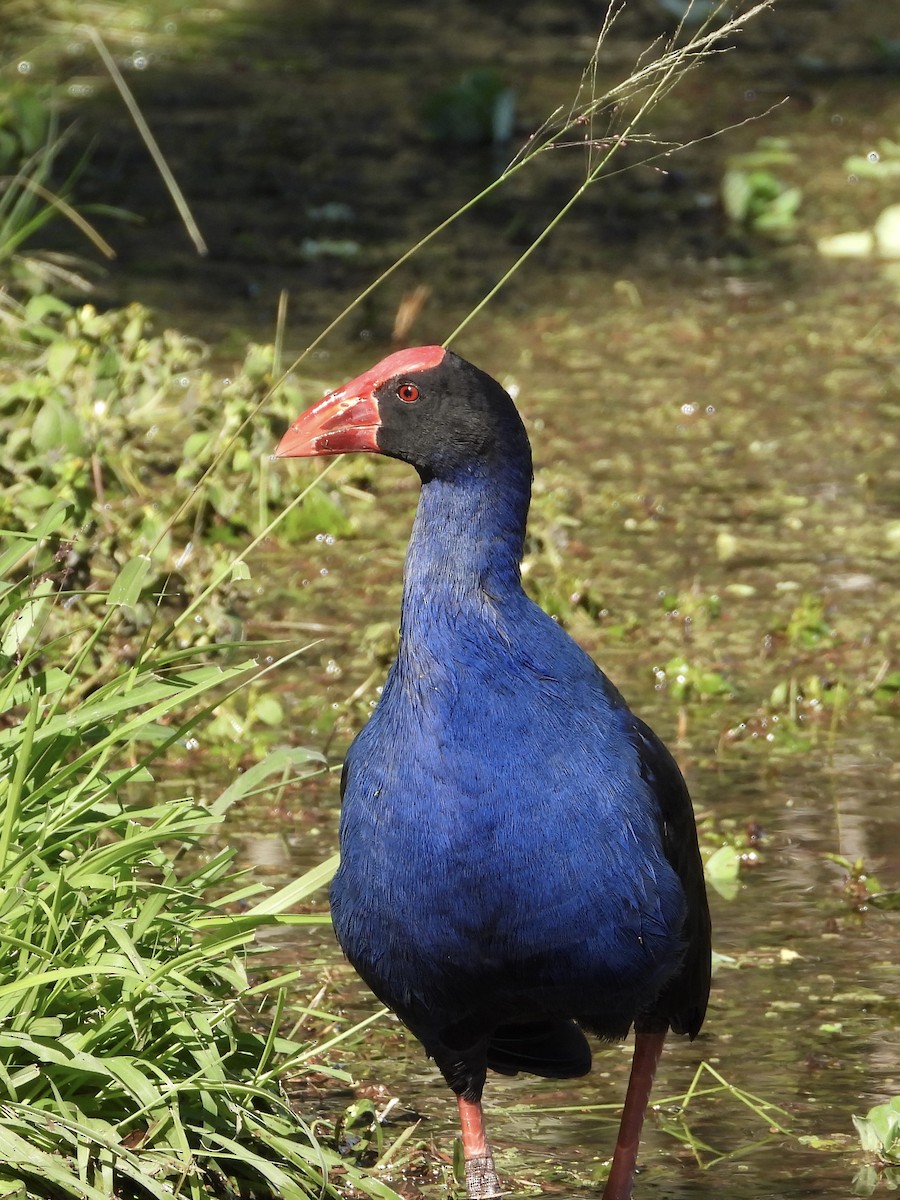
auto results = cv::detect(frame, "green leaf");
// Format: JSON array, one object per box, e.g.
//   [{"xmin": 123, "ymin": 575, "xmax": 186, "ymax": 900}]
[
  {"xmin": 244, "ymin": 852, "xmax": 340, "ymax": 917},
  {"xmin": 705, "ymin": 845, "xmax": 741, "ymax": 901},
  {"xmin": 210, "ymin": 746, "xmax": 325, "ymax": 817},
  {"xmin": 854, "ymin": 1100, "xmax": 900, "ymax": 1163},
  {"xmin": 721, "ymin": 169, "xmax": 754, "ymax": 223},
  {"xmin": 44, "ymin": 340, "xmax": 80, "ymax": 383},
  {"xmin": 1, "ymin": 668, "xmax": 71, "ymax": 709},
  {"xmin": 0, "ymin": 580, "xmax": 53, "ymax": 658},
  {"xmin": 106, "ymin": 555, "xmax": 152, "ymax": 608},
  {"xmin": 23, "ymin": 294, "xmax": 72, "ymax": 325},
  {"xmin": 30, "ymin": 398, "xmax": 87, "ymax": 456},
  {"xmin": 255, "ymin": 695, "xmax": 284, "ymax": 725}
]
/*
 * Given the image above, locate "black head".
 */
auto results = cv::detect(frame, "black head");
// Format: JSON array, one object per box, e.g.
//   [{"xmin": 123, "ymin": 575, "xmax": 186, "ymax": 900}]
[{"xmin": 275, "ymin": 346, "xmax": 532, "ymax": 484}]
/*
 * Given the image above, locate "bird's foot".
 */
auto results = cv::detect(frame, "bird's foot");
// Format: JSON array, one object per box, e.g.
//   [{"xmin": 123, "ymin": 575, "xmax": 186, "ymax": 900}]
[{"xmin": 464, "ymin": 1153, "xmax": 503, "ymax": 1199}]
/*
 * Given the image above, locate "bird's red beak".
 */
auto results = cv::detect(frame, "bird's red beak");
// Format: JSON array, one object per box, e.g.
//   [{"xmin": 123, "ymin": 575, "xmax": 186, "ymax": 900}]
[
  {"xmin": 274, "ymin": 380, "xmax": 381, "ymax": 458},
  {"xmin": 275, "ymin": 346, "xmax": 446, "ymax": 458}
]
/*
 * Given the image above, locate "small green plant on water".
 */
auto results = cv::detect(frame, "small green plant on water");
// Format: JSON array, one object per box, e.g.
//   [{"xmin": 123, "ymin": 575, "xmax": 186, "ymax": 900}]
[
  {"xmin": 721, "ymin": 137, "xmax": 802, "ymax": 240},
  {"xmin": 784, "ymin": 592, "xmax": 834, "ymax": 649},
  {"xmin": 3, "ymin": 298, "xmax": 206, "ymax": 509},
  {"xmin": 721, "ymin": 670, "xmax": 852, "ymax": 754},
  {"xmin": 659, "ymin": 586, "xmax": 723, "ymax": 625},
  {"xmin": 422, "ymin": 69, "xmax": 516, "ymax": 147},
  {"xmin": 336, "ymin": 1098, "xmax": 385, "ymax": 1165},
  {"xmin": 823, "ymin": 854, "xmax": 883, "ymax": 913},
  {"xmin": 853, "ymin": 1098, "xmax": 900, "ymax": 1196},
  {"xmin": 653, "ymin": 656, "xmax": 732, "ymax": 705},
  {"xmin": 718, "ymin": 594, "xmax": 849, "ymax": 753},
  {"xmin": 697, "ymin": 814, "xmax": 764, "ymax": 901},
  {"xmin": 770, "ymin": 672, "xmax": 851, "ymax": 717},
  {"xmin": 844, "ymin": 137, "xmax": 900, "ymax": 182},
  {"xmin": 524, "ymin": 567, "xmax": 608, "ymax": 626},
  {"xmin": 649, "ymin": 655, "xmax": 731, "ymax": 743},
  {"xmin": 205, "ymin": 682, "xmax": 287, "ymax": 767}
]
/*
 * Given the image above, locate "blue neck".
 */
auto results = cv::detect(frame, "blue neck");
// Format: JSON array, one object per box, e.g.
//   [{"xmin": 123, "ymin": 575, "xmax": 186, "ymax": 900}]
[{"xmin": 399, "ymin": 461, "xmax": 531, "ymax": 649}]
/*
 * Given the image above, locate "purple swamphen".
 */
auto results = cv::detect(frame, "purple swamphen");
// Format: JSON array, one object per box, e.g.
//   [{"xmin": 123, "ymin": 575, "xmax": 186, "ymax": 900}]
[{"xmin": 275, "ymin": 347, "xmax": 711, "ymax": 1200}]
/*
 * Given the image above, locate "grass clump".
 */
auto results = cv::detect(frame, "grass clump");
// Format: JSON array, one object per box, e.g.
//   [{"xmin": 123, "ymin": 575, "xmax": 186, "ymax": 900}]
[{"xmin": 0, "ymin": 512, "xmax": 393, "ymax": 1199}]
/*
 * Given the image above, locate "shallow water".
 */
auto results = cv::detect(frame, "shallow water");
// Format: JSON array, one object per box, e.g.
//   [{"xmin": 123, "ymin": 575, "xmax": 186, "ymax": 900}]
[{"xmin": 17, "ymin": 0, "xmax": 900, "ymax": 1194}]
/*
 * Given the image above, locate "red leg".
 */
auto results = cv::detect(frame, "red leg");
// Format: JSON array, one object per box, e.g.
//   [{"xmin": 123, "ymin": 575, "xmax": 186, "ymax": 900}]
[
  {"xmin": 457, "ymin": 1096, "xmax": 503, "ymax": 1199},
  {"xmin": 602, "ymin": 1029, "xmax": 666, "ymax": 1200}
]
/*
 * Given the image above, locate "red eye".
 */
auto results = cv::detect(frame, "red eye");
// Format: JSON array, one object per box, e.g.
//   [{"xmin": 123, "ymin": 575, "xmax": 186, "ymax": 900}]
[{"xmin": 397, "ymin": 383, "xmax": 419, "ymax": 403}]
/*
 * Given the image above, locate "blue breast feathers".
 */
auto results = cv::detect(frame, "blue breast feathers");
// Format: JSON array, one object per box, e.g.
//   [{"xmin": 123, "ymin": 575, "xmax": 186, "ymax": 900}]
[{"xmin": 331, "ymin": 585, "xmax": 687, "ymax": 1034}]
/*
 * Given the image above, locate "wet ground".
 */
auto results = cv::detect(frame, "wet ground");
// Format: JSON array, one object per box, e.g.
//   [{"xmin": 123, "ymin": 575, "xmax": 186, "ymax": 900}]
[{"xmin": 10, "ymin": 1, "xmax": 900, "ymax": 1195}]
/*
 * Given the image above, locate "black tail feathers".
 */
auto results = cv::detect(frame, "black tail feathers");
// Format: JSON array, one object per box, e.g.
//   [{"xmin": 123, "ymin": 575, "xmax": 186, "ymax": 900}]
[{"xmin": 486, "ymin": 1019, "xmax": 592, "ymax": 1079}]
